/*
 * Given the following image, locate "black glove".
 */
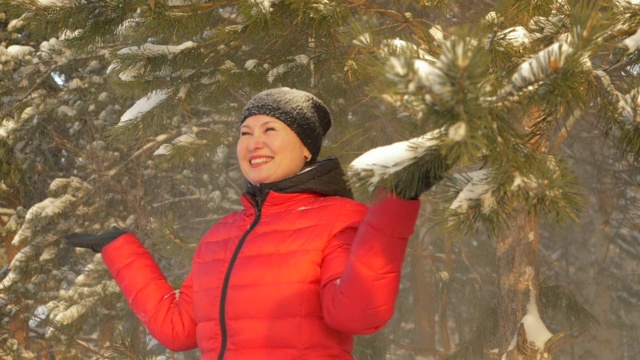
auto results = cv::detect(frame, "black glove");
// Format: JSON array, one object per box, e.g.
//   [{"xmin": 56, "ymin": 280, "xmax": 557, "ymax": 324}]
[
  {"xmin": 63, "ymin": 226, "xmax": 126, "ymax": 253},
  {"xmin": 393, "ymin": 152, "xmax": 450, "ymax": 200}
]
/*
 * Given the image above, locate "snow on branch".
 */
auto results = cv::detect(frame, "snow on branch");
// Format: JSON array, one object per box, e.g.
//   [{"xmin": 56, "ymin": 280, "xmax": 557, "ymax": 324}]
[
  {"xmin": 385, "ymin": 37, "xmax": 475, "ymax": 108},
  {"xmin": 0, "ymin": 117, "xmax": 18, "ymax": 139},
  {"xmin": 36, "ymin": 0, "xmax": 71, "ymax": 6},
  {"xmin": 348, "ymin": 128, "xmax": 444, "ymax": 191},
  {"xmin": 594, "ymin": 70, "xmax": 640, "ymax": 125},
  {"xmin": 497, "ymin": 41, "xmax": 573, "ymax": 100},
  {"xmin": 45, "ymin": 255, "xmax": 119, "ymax": 336},
  {"xmin": 386, "ymin": 57, "xmax": 450, "ymax": 104},
  {"xmin": 119, "ymin": 89, "xmax": 170, "ymax": 125},
  {"xmin": 449, "ymin": 169, "xmax": 495, "ymax": 213},
  {"xmin": 381, "ymin": 38, "xmax": 437, "ymax": 62},
  {"xmin": 267, "ymin": 54, "xmax": 310, "ymax": 83},
  {"xmin": 621, "ymin": 28, "xmax": 640, "ymax": 53},
  {"xmin": 117, "ymin": 42, "xmax": 198, "ymax": 57},
  {"xmin": 108, "ymin": 41, "xmax": 198, "ymax": 81},
  {"xmin": 5, "ymin": 45, "xmax": 35, "ymax": 59},
  {"xmin": 614, "ymin": 0, "xmax": 640, "ymax": 9},
  {"xmin": 153, "ymin": 134, "xmax": 201, "ymax": 155},
  {"xmin": 0, "ymin": 246, "xmax": 34, "ymax": 290},
  {"xmin": 494, "ymin": 26, "xmax": 531, "ymax": 48},
  {"xmin": 11, "ymin": 177, "xmax": 92, "ymax": 248},
  {"xmin": 619, "ymin": 87, "xmax": 640, "ymax": 125},
  {"xmin": 0, "ymin": 178, "xmax": 91, "ymax": 292},
  {"xmin": 251, "ymin": 0, "xmax": 280, "ymax": 14},
  {"xmin": 528, "ymin": 15, "xmax": 568, "ymax": 42}
]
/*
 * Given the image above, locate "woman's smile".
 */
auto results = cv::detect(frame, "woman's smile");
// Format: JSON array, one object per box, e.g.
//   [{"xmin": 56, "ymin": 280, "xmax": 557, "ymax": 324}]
[{"xmin": 249, "ymin": 156, "xmax": 273, "ymax": 166}]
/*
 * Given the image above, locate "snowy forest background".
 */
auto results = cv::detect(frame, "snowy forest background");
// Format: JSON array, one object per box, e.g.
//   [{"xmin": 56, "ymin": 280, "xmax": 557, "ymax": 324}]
[{"xmin": 1, "ymin": 0, "xmax": 640, "ymax": 359}]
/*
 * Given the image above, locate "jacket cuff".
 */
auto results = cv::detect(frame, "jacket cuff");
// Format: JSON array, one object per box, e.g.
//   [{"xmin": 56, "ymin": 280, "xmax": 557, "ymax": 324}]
[
  {"xmin": 101, "ymin": 233, "xmax": 147, "ymax": 275},
  {"xmin": 367, "ymin": 191, "xmax": 420, "ymax": 238}
]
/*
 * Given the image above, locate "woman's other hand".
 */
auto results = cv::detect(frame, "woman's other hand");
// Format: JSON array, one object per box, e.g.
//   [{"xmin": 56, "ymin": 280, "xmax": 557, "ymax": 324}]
[{"xmin": 63, "ymin": 226, "xmax": 127, "ymax": 253}]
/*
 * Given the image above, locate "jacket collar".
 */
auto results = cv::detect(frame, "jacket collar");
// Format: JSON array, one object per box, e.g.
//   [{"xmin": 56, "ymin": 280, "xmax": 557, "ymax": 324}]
[{"xmin": 243, "ymin": 157, "xmax": 353, "ymax": 207}]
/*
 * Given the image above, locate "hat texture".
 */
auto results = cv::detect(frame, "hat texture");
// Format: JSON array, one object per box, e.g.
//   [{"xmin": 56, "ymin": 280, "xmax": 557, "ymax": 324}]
[{"xmin": 240, "ymin": 87, "xmax": 332, "ymax": 162}]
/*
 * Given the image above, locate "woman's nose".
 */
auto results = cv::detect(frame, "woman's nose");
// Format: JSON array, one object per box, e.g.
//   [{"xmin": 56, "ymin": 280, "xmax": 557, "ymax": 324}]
[{"xmin": 247, "ymin": 134, "xmax": 265, "ymax": 150}]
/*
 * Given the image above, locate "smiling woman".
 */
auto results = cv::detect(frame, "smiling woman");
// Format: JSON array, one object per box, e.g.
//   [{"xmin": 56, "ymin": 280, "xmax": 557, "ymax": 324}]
[
  {"xmin": 237, "ymin": 115, "xmax": 311, "ymax": 185},
  {"xmin": 240, "ymin": 87, "xmax": 331, "ymax": 163},
  {"xmin": 63, "ymin": 87, "xmax": 444, "ymax": 360}
]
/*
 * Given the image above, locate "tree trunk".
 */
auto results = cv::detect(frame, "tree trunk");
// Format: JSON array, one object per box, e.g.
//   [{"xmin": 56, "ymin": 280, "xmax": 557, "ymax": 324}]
[
  {"xmin": 494, "ymin": 209, "xmax": 565, "ymax": 360},
  {"xmin": 1, "ymin": 186, "xmax": 20, "ymax": 265},
  {"xmin": 496, "ymin": 210, "xmax": 541, "ymax": 347},
  {"xmin": 579, "ymin": 190, "xmax": 616, "ymax": 359},
  {"xmin": 1, "ymin": 187, "xmax": 29, "ymax": 348},
  {"xmin": 410, "ymin": 224, "xmax": 438, "ymax": 357}
]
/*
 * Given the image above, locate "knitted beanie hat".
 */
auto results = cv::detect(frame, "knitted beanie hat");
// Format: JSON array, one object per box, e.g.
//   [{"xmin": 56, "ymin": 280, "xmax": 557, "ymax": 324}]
[{"xmin": 240, "ymin": 87, "xmax": 332, "ymax": 162}]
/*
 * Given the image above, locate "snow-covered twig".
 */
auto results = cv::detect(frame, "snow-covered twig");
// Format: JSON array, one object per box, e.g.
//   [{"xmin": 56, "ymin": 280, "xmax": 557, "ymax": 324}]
[
  {"xmin": 116, "ymin": 42, "xmax": 198, "ymax": 57},
  {"xmin": 348, "ymin": 128, "xmax": 444, "ymax": 191},
  {"xmin": 0, "ymin": 177, "xmax": 92, "ymax": 293},
  {"xmin": 118, "ymin": 89, "xmax": 170, "ymax": 125},
  {"xmin": 449, "ymin": 169, "xmax": 495, "ymax": 213},
  {"xmin": 497, "ymin": 41, "xmax": 573, "ymax": 100},
  {"xmin": 11, "ymin": 178, "xmax": 92, "ymax": 248},
  {"xmin": 386, "ymin": 57, "xmax": 450, "ymax": 104},
  {"xmin": 153, "ymin": 134, "xmax": 201, "ymax": 155},
  {"xmin": 386, "ymin": 37, "xmax": 475, "ymax": 108},
  {"xmin": 108, "ymin": 41, "xmax": 198, "ymax": 81},
  {"xmin": 45, "ymin": 255, "xmax": 120, "ymax": 337},
  {"xmin": 621, "ymin": 28, "xmax": 640, "ymax": 53},
  {"xmin": 267, "ymin": 54, "xmax": 310, "ymax": 83},
  {"xmin": 592, "ymin": 69, "xmax": 640, "ymax": 126},
  {"xmin": 381, "ymin": 38, "xmax": 438, "ymax": 62}
]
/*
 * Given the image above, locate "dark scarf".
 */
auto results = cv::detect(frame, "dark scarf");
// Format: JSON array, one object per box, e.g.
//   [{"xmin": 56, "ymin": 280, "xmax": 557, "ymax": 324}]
[{"xmin": 244, "ymin": 157, "xmax": 353, "ymax": 205}]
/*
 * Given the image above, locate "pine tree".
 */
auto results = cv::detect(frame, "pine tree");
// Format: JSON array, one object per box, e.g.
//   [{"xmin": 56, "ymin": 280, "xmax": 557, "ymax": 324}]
[{"xmin": 1, "ymin": 1, "xmax": 640, "ymax": 359}]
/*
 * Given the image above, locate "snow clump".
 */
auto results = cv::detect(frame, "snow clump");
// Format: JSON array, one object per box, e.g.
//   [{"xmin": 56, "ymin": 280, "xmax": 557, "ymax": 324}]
[{"xmin": 349, "ymin": 128, "xmax": 444, "ymax": 190}]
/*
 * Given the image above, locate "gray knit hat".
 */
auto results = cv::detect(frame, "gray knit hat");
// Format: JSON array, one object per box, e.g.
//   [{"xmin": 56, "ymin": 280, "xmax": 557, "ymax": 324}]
[{"xmin": 240, "ymin": 87, "xmax": 332, "ymax": 162}]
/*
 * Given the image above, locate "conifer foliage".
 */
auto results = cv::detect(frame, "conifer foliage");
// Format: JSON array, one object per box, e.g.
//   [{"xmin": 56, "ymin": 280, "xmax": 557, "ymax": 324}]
[{"xmin": 1, "ymin": 0, "xmax": 640, "ymax": 359}]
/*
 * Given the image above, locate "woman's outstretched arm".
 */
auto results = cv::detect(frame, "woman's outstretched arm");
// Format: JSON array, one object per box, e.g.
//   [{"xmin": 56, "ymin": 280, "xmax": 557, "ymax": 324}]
[{"xmin": 101, "ymin": 234, "xmax": 198, "ymax": 351}]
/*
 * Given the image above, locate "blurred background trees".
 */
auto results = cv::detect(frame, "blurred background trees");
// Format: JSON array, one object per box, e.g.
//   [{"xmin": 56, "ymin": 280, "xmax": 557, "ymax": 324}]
[{"xmin": 1, "ymin": 0, "xmax": 639, "ymax": 359}]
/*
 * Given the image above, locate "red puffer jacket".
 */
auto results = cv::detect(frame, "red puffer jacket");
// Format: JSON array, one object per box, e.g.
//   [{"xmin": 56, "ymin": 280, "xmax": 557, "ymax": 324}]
[{"xmin": 101, "ymin": 158, "xmax": 420, "ymax": 359}]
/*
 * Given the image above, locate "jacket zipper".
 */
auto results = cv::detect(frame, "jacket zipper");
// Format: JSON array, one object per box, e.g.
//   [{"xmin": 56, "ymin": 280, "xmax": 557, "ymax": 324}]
[{"xmin": 217, "ymin": 193, "xmax": 264, "ymax": 360}]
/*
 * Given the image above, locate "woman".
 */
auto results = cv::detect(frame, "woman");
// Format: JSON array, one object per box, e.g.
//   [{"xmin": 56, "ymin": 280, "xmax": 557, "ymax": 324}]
[{"xmin": 65, "ymin": 88, "xmax": 435, "ymax": 359}]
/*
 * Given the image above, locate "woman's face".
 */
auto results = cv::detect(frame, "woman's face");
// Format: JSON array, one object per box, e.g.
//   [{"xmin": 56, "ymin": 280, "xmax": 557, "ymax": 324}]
[{"xmin": 237, "ymin": 115, "xmax": 312, "ymax": 185}]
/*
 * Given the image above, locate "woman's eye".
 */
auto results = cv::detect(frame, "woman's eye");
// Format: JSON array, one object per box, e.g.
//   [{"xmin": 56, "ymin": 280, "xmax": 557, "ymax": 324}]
[
  {"xmin": 240, "ymin": 131, "xmax": 251, "ymax": 136},
  {"xmin": 265, "ymin": 127, "xmax": 276, "ymax": 132}
]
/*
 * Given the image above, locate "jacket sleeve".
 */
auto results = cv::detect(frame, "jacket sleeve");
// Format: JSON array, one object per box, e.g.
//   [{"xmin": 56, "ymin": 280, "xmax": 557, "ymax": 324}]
[
  {"xmin": 101, "ymin": 233, "xmax": 198, "ymax": 351},
  {"xmin": 320, "ymin": 193, "xmax": 420, "ymax": 334}
]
